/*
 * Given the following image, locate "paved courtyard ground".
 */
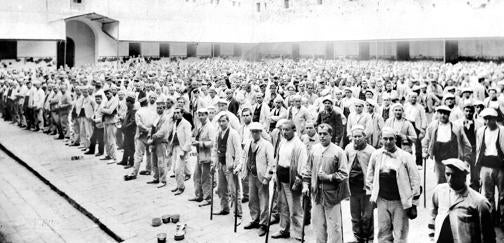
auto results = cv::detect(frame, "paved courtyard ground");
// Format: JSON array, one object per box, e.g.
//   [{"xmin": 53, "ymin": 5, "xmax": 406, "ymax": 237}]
[{"xmin": 0, "ymin": 120, "xmax": 502, "ymax": 242}]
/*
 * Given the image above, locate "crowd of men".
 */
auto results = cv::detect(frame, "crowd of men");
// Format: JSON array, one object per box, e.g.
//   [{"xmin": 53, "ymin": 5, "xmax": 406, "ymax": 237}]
[{"xmin": 1, "ymin": 57, "xmax": 503, "ymax": 243}]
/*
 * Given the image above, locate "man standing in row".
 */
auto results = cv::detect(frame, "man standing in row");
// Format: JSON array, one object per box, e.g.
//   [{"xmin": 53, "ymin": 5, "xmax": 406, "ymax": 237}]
[{"xmin": 169, "ymin": 107, "xmax": 192, "ymax": 195}]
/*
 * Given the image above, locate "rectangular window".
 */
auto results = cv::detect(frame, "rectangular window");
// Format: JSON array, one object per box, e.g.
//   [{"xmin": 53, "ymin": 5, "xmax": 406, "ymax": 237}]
[
  {"xmin": 0, "ymin": 41, "xmax": 17, "ymax": 60},
  {"xmin": 160, "ymin": 43, "xmax": 170, "ymax": 57},
  {"xmin": 128, "ymin": 43, "xmax": 141, "ymax": 57}
]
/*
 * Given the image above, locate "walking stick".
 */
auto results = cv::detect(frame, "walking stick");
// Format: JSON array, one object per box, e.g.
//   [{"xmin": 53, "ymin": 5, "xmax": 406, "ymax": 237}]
[
  {"xmin": 301, "ymin": 195, "xmax": 308, "ymax": 242},
  {"xmin": 234, "ymin": 175, "xmax": 238, "ymax": 233},
  {"xmin": 264, "ymin": 183, "xmax": 277, "ymax": 243},
  {"xmin": 210, "ymin": 167, "xmax": 215, "ymax": 220},
  {"xmin": 423, "ymin": 157, "xmax": 427, "ymax": 208}
]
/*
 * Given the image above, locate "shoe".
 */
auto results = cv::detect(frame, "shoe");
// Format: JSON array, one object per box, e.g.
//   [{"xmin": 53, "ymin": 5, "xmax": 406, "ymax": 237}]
[
  {"xmin": 212, "ymin": 210, "xmax": 229, "ymax": 216},
  {"xmin": 124, "ymin": 175, "xmax": 136, "ymax": 181},
  {"xmin": 55, "ymin": 136, "xmax": 64, "ymax": 140},
  {"xmin": 70, "ymin": 143, "xmax": 80, "ymax": 146},
  {"xmin": 198, "ymin": 201, "xmax": 212, "ymax": 207},
  {"xmin": 258, "ymin": 225, "xmax": 267, "ymax": 237},
  {"xmin": 188, "ymin": 198, "xmax": 203, "ymax": 202},
  {"xmin": 271, "ymin": 230, "xmax": 290, "ymax": 239},
  {"xmin": 170, "ymin": 174, "xmax": 175, "ymax": 178},
  {"xmin": 95, "ymin": 153, "xmax": 103, "ymax": 157},
  {"xmin": 147, "ymin": 180, "xmax": 160, "ymax": 184},
  {"xmin": 124, "ymin": 165, "xmax": 132, "ymax": 169},
  {"xmin": 33, "ymin": 128, "xmax": 40, "ymax": 132},
  {"xmin": 174, "ymin": 189, "xmax": 184, "ymax": 195},
  {"xmin": 171, "ymin": 188, "xmax": 179, "ymax": 192},
  {"xmin": 184, "ymin": 175, "xmax": 191, "ymax": 181},
  {"xmin": 243, "ymin": 221, "xmax": 260, "ymax": 230},
  {"xmin": 80, "ymin": 148, "xmax": 87, "ymax": 151},
  {"xmin": 242, "ymin": 198, "xmax": 249, "ymax": 203},
  {"xmin": 116, "ymin": 162, "xmax": 127, "ymax": 166},
  {"xmin": 100, "ymin": 156, "xmax": 112, "ymax": 160},
  {"xmin": 417, "ymin": 165, "xmax": 423, "ymax": 170},
  {"xmin": 270, "ymin": 216, "xmax": 280, "ymax": 225},
  {"xmin": 157, "ymin": 182, "xmax": 167, "ymax": 188},
  {"xmin": 139, "ymin": 170, "xmax": 151, "ymax": 175}
]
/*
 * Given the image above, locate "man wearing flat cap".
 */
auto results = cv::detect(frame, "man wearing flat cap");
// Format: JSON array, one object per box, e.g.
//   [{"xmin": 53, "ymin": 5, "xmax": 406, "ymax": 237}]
[
  {"xmin": 423, "ymin": 105, "xmax": 472, "ymax": 185},
  {"xmin": 384, "ymin": 103, "xmax": 417, "ymax": 154},
  {"xmin": 269, "ymin": 96, "xmax": 288, "ymax": 132},
  {"xmin": 430, "ymin": 158, "xmax": 495, "ymax": 243},
  {"xmin": 235, "ymin": 122, "xmax": 275, "ymax": 237},
  {"xmin": 251, "ymin": 92, "xmax": 270, "ymax": 129},
  {"xmin": 476, "ymin": 108, "xmax": 504, "ymax": 228},
  {"xmin": 443, "ymin": 93, "xmax": 464, "ymax": 123},
  {"xmin": 315, "ymin": 96, "xmax": 344, "ymax": 144}
]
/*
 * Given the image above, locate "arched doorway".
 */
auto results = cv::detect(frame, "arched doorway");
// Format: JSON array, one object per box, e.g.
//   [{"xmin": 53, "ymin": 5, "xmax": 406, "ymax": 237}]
[
  {"xmin": 65, "ymin": 20, "xmax": 96, "ymax": 67},
  {"xmin": 57, "ymin": 37, "xmax": 75, "ymax": 68}
]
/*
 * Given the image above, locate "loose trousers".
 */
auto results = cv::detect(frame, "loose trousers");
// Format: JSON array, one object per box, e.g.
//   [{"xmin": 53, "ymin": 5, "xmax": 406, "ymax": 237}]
[
  {"xmin": 79, "ymin": 118, "xmax": 93, "ymax": 148},
  {"xmin": 248, "ymin": 174, "xmax": 269, "ymax": 226},
  {"xmin": 131, "ymin": 139, "xmax": 149, "ymax": 176},
  {"xmin": 172, "ymin": 146, "xmax": 188, "ymax": 190},
  {"xmin": 480, "ymin": 166, "xmax": 504, "ymax": 226},
  {"xmin": 193, "ymin": 160, "xmax": 212, "ymax": 201},
  {"xmin": 152, "ymin": 143, "xmax": 168, "ymax": 183},
  {"xmin": 312, "ymin": 202, "xmax": 343, "ymax": 243},
  {"xmin": 103, "ymin": 123, "xmax": 118, "ymax": 160},
  {"xmin": 89, "ymin": 126, "xmax": 104, "ymax": 154},
  {"xmin": 278, "ymin": 182, "xmax": 303, "ymax": 239},
  {"xmin": 377, "ymin": 197, "xmax": 409, "ymax": 243},
  {"xmin": 217, "ymin": 164, "xmax": 242, "ymax": 216},
  {"xmin": 350, "ymin": 192, "xmax": 374, "ymax": 241}
]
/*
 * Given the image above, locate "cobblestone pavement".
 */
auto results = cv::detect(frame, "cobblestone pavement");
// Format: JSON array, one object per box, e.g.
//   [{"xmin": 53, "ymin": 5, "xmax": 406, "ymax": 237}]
[
  {"xmin": 0, "ymin": 120, "xmax": 502, "ymax": 243},
  {"xmin": 0, "ymin": 149, "xmax": 115, "ymax": 243}
]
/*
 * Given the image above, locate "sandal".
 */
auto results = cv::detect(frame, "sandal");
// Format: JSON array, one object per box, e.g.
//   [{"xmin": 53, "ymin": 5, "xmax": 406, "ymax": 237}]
[{"xmin": 174, "ymin": 223, "xmax": 186, "ymax": 241}]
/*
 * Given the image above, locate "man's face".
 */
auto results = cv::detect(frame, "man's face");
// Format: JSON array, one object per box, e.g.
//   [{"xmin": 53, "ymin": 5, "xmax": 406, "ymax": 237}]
[
  {"xmin": 256, "ymin": 95, "xmax": 264, "ymax": 104},
  {"xmin": 251, "ymin": 129, "xmax": 261, "ymax": 141},
  {"xmin": 323, "ymin": 101, "xmax": 332, "ymax": 111},
  {"xmin": 95, "ymin": 96, "xmax": 102, "ymax": 104},
  {"xmin": 149, "ymin": 97, "xmax": 156, "ymax": 104},
  {"xmin": 484, "ymin": 116, "xmax": 497, "ymax": 128},
  {"xmin": 105, "ymin": 91, "xmax": 113, "ymax": 99},
  {"xmin": 173, "ymin": 109, "xmax": 182, "ymax": 120},
  {"xmin": 126, "ymin": 100, "xmax": 134, "ymax": 109},
  {"xmin": 355, "ymin": 103, "xmax": 364, "ymax": 113},
  {"xmin": 275, "ymin": 100, "xmax": 282, "ymax": 108},
  {"xmin": 209, "ymin": 110, "xmax": 216, "ymax": 120},
  {"xmin": 218, "ymin": 116, "xmax": 229, "ymax": 130},
  {"xmin": 118, "ymin": 93, "xmax": 125, "ymax": 100},
  {"xmin": 445, "ymin": 166, "xmax": 466, "ymax": 191},
  {"xmin": 177, "ymin": 99, "xmax": 185, "ymax": 108},
  {"xmin": 367, "ymin": 104, "xmax": 374, "ymax": 113},
  {"xmin": 394, "ymin": 107, "xmax": 403, "ymax": 119},
  {"xmin": 82, "ymin": 90, "xmax": 89, "ymax": 97},
  {"xmin": 226, "ymin": 90, "xmax": 233, "ymax": 99},
  {"xmin": 464, "ymin": 107, "xmax": 474, "ymax": 120},
  {"xmin": 305, "ymin": 124, "xmax": 316, "ymax": 137},
  {"xmin": 439, "ymin": 111, "xmax": 450, "ymax": 123},
  {"xmin": 198, "ymin": 112, "xmax": 208, "ymax": 123},
  {"xmin": 382, "ymin": 134, "xmax": 396, "ymax": 152},
  {"xmin": 318, "ymin": 126, "xmax": 332, "ymax": 147},
  {"xmin": 218, "ymin": 103, "xmax": 227, "ymax": 112},
  {"xmin": 365, "ymin": 92, "xmax": 373, "ymax": 100},
  {"xmin": 353, "ymin": 130, "xmax": 366, "ymax": 148},
  {"xmin": 409, "ymin": 94, "xmax": 417, "ymax": 104},
  {"xmin": 445, "ymin": 98, "xmax": 454, "ymax": 107},
  {"xmin": 209, "ymin": 90, "xmax": 216, "ymax": 97},
  {"xmin": 242, "ymin": 111, "xmax": 252, "ymax": 124},
  {"xmin": 345, "ymin": 91, "xmax": 352, "ymax": 98},
  {"xmin": 281, "ymin": 124, "xmax": 295, "ymax": 140},
  {"xmin": 293, "ymin": 99, "xmax": 301, "ymax": 108},
  {"xmin": 156, "ymin": 105, "xmax": 165, "ymax": 115}
]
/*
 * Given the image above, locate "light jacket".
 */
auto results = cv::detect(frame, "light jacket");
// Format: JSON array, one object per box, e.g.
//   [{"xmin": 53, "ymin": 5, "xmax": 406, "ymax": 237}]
[
  {"xmin": 151, "ymin": 112, "xmax": 171, "ymax": 144},
  {"xmin": 101, "ymin": 96, "xmax": 118, "ymax": 124},
  {"xmin": 431, "ymin": 184, "xmax": 495, "ymax": 243},
  {"xmin": 302, "ymin": 143, "xmax": 349, "ymax": 206},
  {"xmin": 276, "ymin": 136, "xmax": 308, "ymax": 189},
  {"xmin": 345, "ymin": 143, "xmax": 376, "ymax": 193},
  {"xmin": 366, "ymin": 148, "xmax": 421, "ymax": 209},
  {"xmin": 252, "ymin": 102, "xmax": 271, "ymax": 129},
  {"xmin": 368, "ymin": 112, "xmax": 384, "ymax": 148},
  {"xmin": 422, "ymin": 121, "xmax": 472, "ymax": 162},
  {"xmin": 475, "ymin": 125, "xmax": 504, "ymax": 167},
  {"xmin": 169, "ymin": 118, "xmax": 192, "ymax": 152},
  {"xmin": 238, "ymin": 137, "xmax": 275, "ymax": 182},
  {"xmin": 212, "ymin": 127, "xmax": 242, "ymax": 171},
  {"xmin": 81, "ymin": 96, "xmax": 96, "ymax": 120},
  {"xmin": 194, "ymin": 120, "xmax": 216, "ymax": 163}
]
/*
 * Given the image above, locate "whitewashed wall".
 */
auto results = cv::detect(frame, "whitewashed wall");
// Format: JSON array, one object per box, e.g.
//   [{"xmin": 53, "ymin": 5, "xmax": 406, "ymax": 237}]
[
  {"xmin": 220, "ymin": 43, "xmax": 234, "ymax": 56},
  {"xmin": 140, "ymin": 42, "xmax": 159, "ymax": 56},
  {"xmin": 17, "ymin": 41, "xmax": 57, "ymax": 57},
  {"xmin": 170, "ymin": 43, "xmax": 187, "ymax": 56},
  {"xmin": 66, "ymin": 20, "xmax": 95, "ymax": 67},
  {"xmin": 299, "ymin": 42, "xmax": 326, "ymax": 57},
  {"xmin": 196, "ymin": 43, "xmax": 212, "ymax": 56}
]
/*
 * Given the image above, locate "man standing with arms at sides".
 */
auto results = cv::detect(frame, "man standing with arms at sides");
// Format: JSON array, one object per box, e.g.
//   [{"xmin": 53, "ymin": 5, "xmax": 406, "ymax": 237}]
[
  {"xmin": 422, "ymin": 106, "xmax": 471, "ymax": 184},
  {"xmin": 79, "ymin": 86, "xmax": 96, "ymax": 153},
  {"xmin": 430, "ymin": 158, "xmax": 495, "ymax": 243},
  {"xmin": 271, "ymin": 120, "xmax": 307, "ymax": 240},
  {"xmin": 346, "ymin": 99, "xmax": 373, "ymax": 144},
  {"xmin": 404, "ymin": 92, "xmax": 427, "ymax": 169},
  {"xmin": 476, "ymin": 108, "xmax": 504, "ymax": 229},
  {"xmin": 124, "ymin": 96, "xmax": 157, "ymax": 181},
  {"xmin": 269, "ymin": 96, "xmax": 288, "ymax": 132},
  {"xmin": 189, "ymin": 108, "xmax": 216, "ymax": 206},
  {"xmin": 100, "ymin": 88, "xmax": 119, "ymax": 163},
  {"xmin": 454, "ymin": 102, "xmax": 483, "ymax": 191},
  {"xmin": 287, "ymin": 94, "xmax": 312, "ymax": 137},
  {"xmin": 384, "ymin": 103, "xmax": 417, "ymax": 154},
  {"xmin": 57, "ymin": 83, "xmax": 72, "ymax": 140},
  {"xmin": 212, "ymin": 114, "xmax": 243, "ymax": 220},
  {"xmin": 118, "ymin": 96, "xmax": 136, "ymax": 169},
  {"xmin": 366, "ymin": 127, "xmax": 421, "ymax": 243},
  {"xmin": 169, "ymin": 107, "xmax": 193, "ymax": 195},
  {"xmin": 316, "ymin": 96, "xmax": 343, "ymax": 144},
  {"xmin": 345, "ymin": 125, "xmax": 375, "ymax": 243},
  {"xmin": 147, "ymin": 101, "xmax": 170, "ymax": 188},
  {"xmin": 235, "ymin": 122, "xmax": 275, "ymax": 237},
  {"xmin": 252, "ymin": 92, "xmax": 270, "ymax": 129},
  {"xmin": 366, "ymin": 99, "xmax": 384, "ymax": 149},
  {"xmin": 301, "ymin": 121, "xmax": 319, "ymax": 153},
  {"xmin": 31, "ymin": 80, "xmax": 45, "ymax": 131},
  {"xmin": 301, "ymin": 123, "xmax": 349, "ymax": 243}
]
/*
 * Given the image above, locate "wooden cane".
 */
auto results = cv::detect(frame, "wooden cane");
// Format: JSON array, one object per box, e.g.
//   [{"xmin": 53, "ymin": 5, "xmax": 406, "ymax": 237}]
[
  {"xmin": 301, "ymin": 195, "xmax": 308, "ymax": 242},
  {"xmin": 234, "ymin": 175, "xmax": 238, "ymax": 233},
  {"xmin": 210, "ymin": 167, "xmax": 214, "ymax": 220},
  {"xmin": 264, "ymin": 183, "xmax": 276, "ymax": 243},
  {"xmin": 423, "ymin": 157, "xmax": 427, "ymax": 208}
]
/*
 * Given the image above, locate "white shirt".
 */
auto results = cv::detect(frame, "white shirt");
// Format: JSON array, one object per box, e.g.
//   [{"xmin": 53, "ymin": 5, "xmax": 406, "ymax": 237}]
[
  {"xmin": 241, "ymin": 123, "xmax": 252, "ymax": 145},
  {"xmin": 436, "ymin": 123, "xmax": 451, "ymax": 142},
  {"xmin": 278, "ymin": 138, "xmax": 296, "ymax": 168},
  {"xmin": 484, "ymin": 128, "xmax": 499, "ymax": 156}
]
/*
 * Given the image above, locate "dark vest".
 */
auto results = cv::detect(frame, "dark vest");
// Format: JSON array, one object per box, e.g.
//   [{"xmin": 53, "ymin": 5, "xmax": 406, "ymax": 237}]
[
  {"xmin": 478, "ymin": 127, "xmax": 504, "ymax": 168},
  {"xmin": 247, "ymin": 143, "xmax": 259, "ymax": 176},
  {"xmin": 253, "ymin": 104, "xmax": 261, "ymax": 122},
  {"xmin": 217, "ymin": 129, "xmax": 230, "ymax": 164}
]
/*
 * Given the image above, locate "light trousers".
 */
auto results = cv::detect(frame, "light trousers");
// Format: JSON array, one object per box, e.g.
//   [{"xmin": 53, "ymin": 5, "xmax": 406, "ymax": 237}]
[
  {"xmin": 248, "ymin": 174, "xmax": 269, "ymax": 226},
  {"xmin": 278, "ymin": 182, "xmax": 303, "ymax": 239},
  {"xmin": 104, "ymin": 123, "xmax": 117, "ymax": 160},
  {"xmin": 312, "ymin": 202, "xmax": 343, "ymax": 243},
  {"xmin": 377, "ymin": 197, "xmax": 409, "ymax": 243}
]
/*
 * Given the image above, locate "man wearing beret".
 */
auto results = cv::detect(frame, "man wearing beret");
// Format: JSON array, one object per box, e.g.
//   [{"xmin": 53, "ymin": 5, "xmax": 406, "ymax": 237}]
[
  {"xmin": 366, "ymin": 127, "xmax": 421, "ymax": 243},
  {"xmin": 430, "ymin": 158, "xmax": 495, "ymax": 243},
  {"xmin": 235, "ymin": 122, "xmax": 275, "ymax": 237},
  {"xmin": 423, "ymin": 106, "xmax": 472, "ymax": 184},
  {"xmin": 476, "ymin": 108, "xmax": 504, "ymax": 228}
]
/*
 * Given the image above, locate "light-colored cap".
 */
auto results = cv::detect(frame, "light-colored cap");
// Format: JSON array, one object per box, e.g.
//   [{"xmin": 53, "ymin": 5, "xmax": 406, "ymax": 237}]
[
  {"xmin": 217, "ymin": 98, "xmax": 229, "ymax": 105},
  {"xmin": 443, "ymin": 93, "xmax": 455, "ymax": 99},
  {"xmin": 366, "ymin": 99, "xmax": 378, "ymax": 107},
  {"xmin": 249, "ymin": 122, "xmax": 264, "ymax": 131},
  {"xmin": 382, "ymin": 127, "xmax": 395, "ymax": 137},
  {"xmin": 480, "ymin": 108, "xmax": 498, "ymax": 118},
  {"xmin": 197, "ymin": 108, "xmax": 209, "ymax": 113},
  {"xmin": 322, "ymin": 96, "xmax": 333, "ymax": 104},
  {"xmin": 442, "ymin": 158, "xmax": 469, "ymax": 173},
  {"xmin": 436, "ymin": 105, "xmax": 451, "ymax": 113}
]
